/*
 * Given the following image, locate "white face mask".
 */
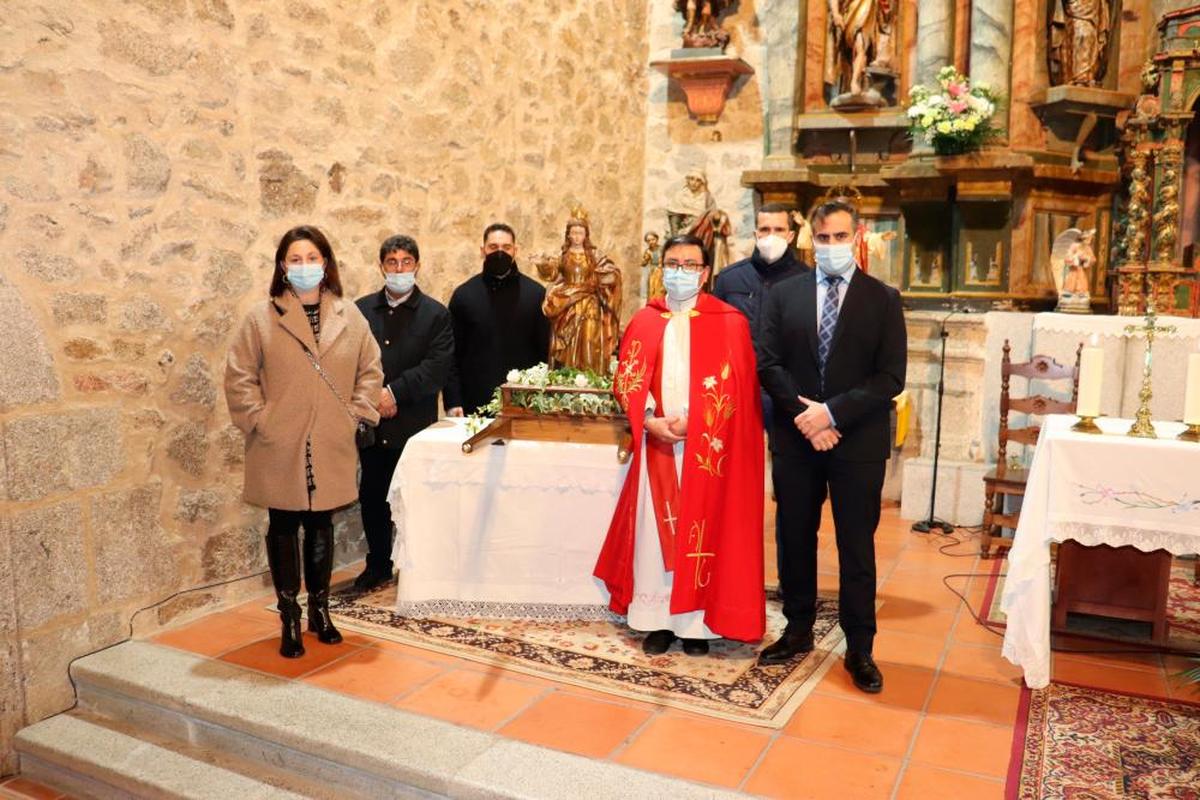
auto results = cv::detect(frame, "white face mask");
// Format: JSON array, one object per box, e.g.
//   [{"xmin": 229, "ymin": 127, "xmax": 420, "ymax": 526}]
[
  {"xmin": 814, "ymin": 243, "xmax": 855, "ymax": 277},
  {"xmin": 662, "ymin": 268, "xmax": 702, "ymax": 302},
  {"xmin": 286, "ymin": 263, "xmax": 325, "ymax": 291},
  {"xmin": 756, "ymin": 234, "xmax": 789, "ymax": 264},
  {"xmin": 385, "ymin": 272, "xmax": 416, "ymax": 295}
]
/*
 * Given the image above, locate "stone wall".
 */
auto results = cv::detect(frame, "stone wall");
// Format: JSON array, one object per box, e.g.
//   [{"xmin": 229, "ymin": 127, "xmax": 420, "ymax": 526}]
[{"xmin": 0, "ymin": 0, "xmax": 648, "ymax": 773}]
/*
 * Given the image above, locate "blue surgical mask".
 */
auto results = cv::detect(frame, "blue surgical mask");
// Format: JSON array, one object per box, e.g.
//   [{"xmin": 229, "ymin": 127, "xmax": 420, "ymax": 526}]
[
  {"xmin": 662, "ymin": 268, "xmax": 702, "ymax": 302},
  {"xmin": 286, "ymin": 263, "xmax": 325, "ymax": 291},
  {"xmin": 385, "ymin": 272, "xmax": 416, "ymax": 296},
  {"xmin": 814, "ymin": 243, "xmax": 855, "ymax": 277}
]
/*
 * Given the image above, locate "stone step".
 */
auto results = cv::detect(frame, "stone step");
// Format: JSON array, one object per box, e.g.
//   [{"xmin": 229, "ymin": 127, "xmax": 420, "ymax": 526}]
[
  {"xmin": 18, "ymin": 640, "xmax": 744, "ymax": 800},
  {"xmin": 16, "ymin": 713, "xmax": 310, "ymax": 800}
]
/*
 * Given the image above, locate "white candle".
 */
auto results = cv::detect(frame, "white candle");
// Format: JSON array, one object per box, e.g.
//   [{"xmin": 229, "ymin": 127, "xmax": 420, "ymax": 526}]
[
  {"xmin": 1184, "ymin": 353, "xmax": 1200, "ymax": 425},
  {"xmin": 1076, "ymin": 337, "xmax": 1103, "ymax": 418}
]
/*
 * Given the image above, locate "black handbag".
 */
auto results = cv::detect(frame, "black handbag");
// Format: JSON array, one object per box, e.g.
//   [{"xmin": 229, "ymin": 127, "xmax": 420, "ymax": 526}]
[{"xmin": 303, "ymin": 347, "xmax": 378, "ymax": 449}]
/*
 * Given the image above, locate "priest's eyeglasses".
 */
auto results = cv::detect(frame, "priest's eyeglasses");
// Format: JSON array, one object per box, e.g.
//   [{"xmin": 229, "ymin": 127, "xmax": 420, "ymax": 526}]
[{"xmin": 663, "ymin": 259, "xmax": 705, "ymax": 273}]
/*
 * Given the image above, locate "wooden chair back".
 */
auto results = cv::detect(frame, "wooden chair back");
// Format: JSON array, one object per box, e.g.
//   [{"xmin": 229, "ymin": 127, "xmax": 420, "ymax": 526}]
[{"xmin": 997, "ymin": 340, "xmax": 1082, "ymax": 465}]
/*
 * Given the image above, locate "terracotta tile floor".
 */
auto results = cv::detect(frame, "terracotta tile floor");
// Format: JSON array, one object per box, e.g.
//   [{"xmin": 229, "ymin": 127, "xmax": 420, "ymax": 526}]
[{"xmin": 73, "ymin": 505, "xmax": 1193, "ymax": 797}]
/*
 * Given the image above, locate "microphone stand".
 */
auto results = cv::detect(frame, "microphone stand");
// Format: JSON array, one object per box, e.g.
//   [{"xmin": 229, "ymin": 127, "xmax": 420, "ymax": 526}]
[{"xmin": 912, "ymin": 306, "xmax": 958, "ymax": 535}]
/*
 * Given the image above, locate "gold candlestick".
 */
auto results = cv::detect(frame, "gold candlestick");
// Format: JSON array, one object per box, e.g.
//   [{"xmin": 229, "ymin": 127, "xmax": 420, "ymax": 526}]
[
  {"xmin": 1071, "ymin": 415, "xmax": 1102, "ymax": 434},
  {"xmin": 1178, "ymin": 423, "xmax": 1200, "ymax": 442},
  {"xmin": 1124, "ymin": 307, "xmax": 1176, "ymax": 439}
]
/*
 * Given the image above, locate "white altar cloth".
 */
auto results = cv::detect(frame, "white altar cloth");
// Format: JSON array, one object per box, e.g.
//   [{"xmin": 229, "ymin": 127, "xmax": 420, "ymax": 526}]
[
  {"xmin": 387, "ymin": 418, "xmax": 623, "ymax": 618},
  {"xmin": 1000, "ymin": 414, "xmax": 1200, "ymax": 688}
]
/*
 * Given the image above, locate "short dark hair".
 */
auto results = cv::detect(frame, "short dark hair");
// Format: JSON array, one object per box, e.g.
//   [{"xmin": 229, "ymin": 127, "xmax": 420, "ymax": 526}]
[
  {"xmin": 810, "ymin": 200, "xmax": 859, "ymax": 231},
  {"xmin": 270, "ymin": 225, "xmax": 343, "ymax": 297},
  {"xmin": 482, "ymin": 222, "xmax": 516, "ymax": 244},
  {"xmin": 661, "ymin": 233, "xmax": 709, "ymax": 266},
  {"xmin": 379, "ymin": 234, "xmax": 419, "ymax": 264},
  {"xmin": 757, "ymin": 202, "xmax": 795, "ymax": 230}
]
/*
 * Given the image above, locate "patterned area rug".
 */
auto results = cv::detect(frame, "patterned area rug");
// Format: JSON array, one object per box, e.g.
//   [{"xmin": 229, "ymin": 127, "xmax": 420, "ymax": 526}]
[
  {"xmin": 982, "ymin": 559, "xmax": 1200, "ymax": 649},
  {"xmin": 327, "ymin": 584, "xmax": 845, "ymax": 727},
  {"xmin": 1010, "ymin": 682, "xmax": 1200, "ymax": 799}
]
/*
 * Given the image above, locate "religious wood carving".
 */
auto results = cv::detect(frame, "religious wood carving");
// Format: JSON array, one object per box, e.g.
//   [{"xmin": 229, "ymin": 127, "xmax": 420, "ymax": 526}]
[
  {"xmin": 676, "ymin": 0, "xmax": 732, "ymax": 51},
  {"xmin": 1152, "ymin": 150, "xmax": 1181, "ymax": 265},
  {"xmin": 824, "ymin": 0, "xmax": 894, "ymax": 109},
  {"xmin": 667, "ymin": 170, "xmax": 731, "ymax": 274},
  {"xmin": 1048, "ymin": 0, "xmax": 1116, "ymax": 88}
]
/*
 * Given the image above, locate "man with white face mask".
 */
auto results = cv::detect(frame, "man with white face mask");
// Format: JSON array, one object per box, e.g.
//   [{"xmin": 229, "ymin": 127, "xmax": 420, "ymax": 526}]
[
  {"xmin": 715, "ymin": 203, "xmax": 809, "ymax": 431},
  {"xmin": 596, "ymin": 235, "xmax": 766, "ymax": 655},
  {"xmin": 353, "ymin": 234, "xmax": 455, "ymax": 590},
  {"xmin": 756, "ymin": 200, "xmax": 907, "ymax": 693}
]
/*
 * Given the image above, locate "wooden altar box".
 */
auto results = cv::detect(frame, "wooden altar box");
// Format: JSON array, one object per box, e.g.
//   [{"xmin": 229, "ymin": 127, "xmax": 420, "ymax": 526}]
[
  {"xmin": 461, "ymin": 384, "xmax": 632, "ymax": 462},
  {"xmin": 1052, "ymin": 541, "xmax": 1172, "ymax": 643}
]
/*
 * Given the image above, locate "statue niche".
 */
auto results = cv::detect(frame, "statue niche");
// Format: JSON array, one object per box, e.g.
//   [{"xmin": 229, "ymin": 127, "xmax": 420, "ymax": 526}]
[
  {"xmin": 824, "ymin": 0, "xmax": 897, "ymax": 109},
  {"xmin": 1048, "ymin": 0, "xmax": 1116, "ymax": 87},
  {"xmin": 535, "ymin": 210, "xmax": 622, "ymax": 376}
]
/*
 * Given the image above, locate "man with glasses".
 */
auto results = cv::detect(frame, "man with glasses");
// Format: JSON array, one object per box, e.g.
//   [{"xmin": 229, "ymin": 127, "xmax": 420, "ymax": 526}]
[
  {"xmin": 595, "ymin": 234, "xmax": 766, "ymax": 655},
  {"xmin": 353, "ymin": 234, "xmax": 455, "ymax": 591},
  {"xmin": 443, "ymin": 223, "xmax": 550, "ymax": 416},
  {"xmin": 755, "ymin": 200, "xmax": 907, "ymax": 693}
]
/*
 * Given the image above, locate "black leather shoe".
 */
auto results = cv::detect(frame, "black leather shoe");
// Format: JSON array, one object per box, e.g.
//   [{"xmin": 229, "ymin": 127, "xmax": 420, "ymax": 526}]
[
  {"xmin": 681, "ymin": 638, "xmax": 709, "ymax": 657},
  {"xmin": 844, "ymin": 651, "xmax": 883, "ymax": 693},
  {"xmin": 642, "ymin": 629, "xmax": 677, "ymax": 655},
  {"xmin": 353, "ymin": 566, "xmax": 390, "ymax": 592},
  {"xmin": 757, "ymin": 630, "xmax": 815, "ymax": 665}
]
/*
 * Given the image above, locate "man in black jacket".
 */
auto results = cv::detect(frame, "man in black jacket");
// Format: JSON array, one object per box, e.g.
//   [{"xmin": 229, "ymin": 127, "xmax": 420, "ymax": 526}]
[
  {"xmin": 443, "ymin": 223, "xmax": 550, "ymax": 416},
  {"xmin": 354, "ymin": 234, "xmax": 454, "ymax": 590},
  {"xmin": 756, "ymin": 200, "xmax": 907, "ymax": 693},
  {"xmin": 714, "ymin": 202, "xmax": 809, "ymax": 428}
]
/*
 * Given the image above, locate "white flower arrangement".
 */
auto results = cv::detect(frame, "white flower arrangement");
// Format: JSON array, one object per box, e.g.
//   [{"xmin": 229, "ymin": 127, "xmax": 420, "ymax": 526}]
[
  {"xmin": 906, "ymin": 66, "xmax": 1001, "ymax": 155},
  {"xmin": 466, "ymin": 363, "xmax": 620, "ymax": 432}
]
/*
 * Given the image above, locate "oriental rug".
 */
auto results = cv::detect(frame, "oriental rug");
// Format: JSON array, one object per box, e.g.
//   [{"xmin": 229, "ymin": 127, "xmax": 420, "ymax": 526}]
[
  {"xmin": 1009, "ymin": 681, "xmax": 1200, "ymax": 800},
  {"xmin": 981, "ymin": 558, "xmax": 1200, "ymax": 650},
  {"xmin": 326, "ymin": 584, "xmax": 845, "ymax": 727}
]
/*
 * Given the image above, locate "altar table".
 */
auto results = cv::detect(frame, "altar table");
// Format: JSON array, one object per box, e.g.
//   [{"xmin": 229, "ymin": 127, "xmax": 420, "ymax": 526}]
[
  {"xmin": 387, "ymin": 418, "xmax": 622, "ymax": 618},
  {"xmin": 1000, "ymin": 414, "xmax": 1200, "ymax": 688}
]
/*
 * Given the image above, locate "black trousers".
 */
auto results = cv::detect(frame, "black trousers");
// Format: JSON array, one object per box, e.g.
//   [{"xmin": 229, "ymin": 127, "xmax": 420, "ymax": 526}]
[
  {"xmin": 773, "ymin": 450, "xmax": 885, "ymax": 654},
  {"xmin": 358, "ymin": 446, "xmax": 403, "ymax": 573},
  {"xmin": 267, "ymin": 508, "xmax": 333, "ymax": 536}
]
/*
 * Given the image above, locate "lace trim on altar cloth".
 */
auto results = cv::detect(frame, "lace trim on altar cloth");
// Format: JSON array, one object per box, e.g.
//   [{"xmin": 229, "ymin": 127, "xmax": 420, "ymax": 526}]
[
  {"xmin": 1032, "ymin": 313, "xmax": 1200, "ymax": 339},
  {"xmin": 395, "ymin": 598, "xmax": 624, "ymax": 621},
  {"xmin": 1046, "ymin": 522, "xmax": 1200, "ymax": 556}
]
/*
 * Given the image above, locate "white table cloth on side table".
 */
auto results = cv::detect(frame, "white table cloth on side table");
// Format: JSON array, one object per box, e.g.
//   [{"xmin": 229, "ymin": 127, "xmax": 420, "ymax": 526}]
[
  {"xmin": 1000, "ymin": 414, "xmax": 1200, "ymax": 688},
  {"xmin": 387, "ymin": 418, "xmax": 623, "ymax": 618}
]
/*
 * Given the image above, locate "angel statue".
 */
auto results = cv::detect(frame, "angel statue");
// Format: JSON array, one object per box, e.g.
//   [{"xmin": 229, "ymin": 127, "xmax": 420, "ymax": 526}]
[
  {"xmin": 1051, "ymin": 228, "xmax": 1096, "ymax": 313},
  {"xmin": 534, "ymin": 208, "xmax": 623, "ymax": 375}
]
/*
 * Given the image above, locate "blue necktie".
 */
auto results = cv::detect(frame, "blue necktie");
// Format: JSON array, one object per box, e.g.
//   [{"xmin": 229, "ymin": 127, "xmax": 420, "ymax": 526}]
[{"xmin": 818, "ymin": 275, "xmax": 843, "ymax": 378}]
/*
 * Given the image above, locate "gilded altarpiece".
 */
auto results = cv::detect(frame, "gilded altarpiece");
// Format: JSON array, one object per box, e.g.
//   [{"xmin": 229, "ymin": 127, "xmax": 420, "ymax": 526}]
[
  {"xmin": 743, "ymin": 0, "xmax": 1135, "ymax": 312},
  {"xmin": 1112, "ymin": 6, "xmax": 1200, "ymax": 317}
]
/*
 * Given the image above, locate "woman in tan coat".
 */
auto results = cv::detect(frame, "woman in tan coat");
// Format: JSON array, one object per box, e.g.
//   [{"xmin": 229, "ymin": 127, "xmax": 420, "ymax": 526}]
[{"xmin": 225, "ymin": 225, "xmax": 383, "ymax": 658}]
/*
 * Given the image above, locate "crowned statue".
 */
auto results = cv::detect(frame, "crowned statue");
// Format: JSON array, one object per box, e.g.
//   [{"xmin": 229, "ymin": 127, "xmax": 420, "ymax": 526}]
[{"xmin": 535, "ymin": 208, "xmax": 623, "ymax": 376}]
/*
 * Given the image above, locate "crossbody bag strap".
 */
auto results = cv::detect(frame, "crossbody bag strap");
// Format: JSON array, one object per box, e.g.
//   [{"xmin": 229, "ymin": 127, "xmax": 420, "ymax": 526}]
[{"xmin": 302, "ymin": 347, "xmax": 361, "ymax": 425}]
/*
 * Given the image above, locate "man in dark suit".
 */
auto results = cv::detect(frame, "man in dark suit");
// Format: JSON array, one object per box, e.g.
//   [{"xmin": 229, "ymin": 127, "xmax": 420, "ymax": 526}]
[
  {"xmin": 354, "ymin": 234, "xmax": 455, "ymax": 590},
  {"xmin": 755, "ymin": 200, "xmax": 907, "ymax": 693},
  {"xmin": 443, "ymin": 223, "xmax": 550, "ymax": 416}
]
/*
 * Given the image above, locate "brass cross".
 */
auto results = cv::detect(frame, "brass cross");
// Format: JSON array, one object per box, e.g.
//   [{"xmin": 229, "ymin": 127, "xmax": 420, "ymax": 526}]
[{"xmin": 1124, "ymin": 307, "xmax": 1177, "ymax": 438}]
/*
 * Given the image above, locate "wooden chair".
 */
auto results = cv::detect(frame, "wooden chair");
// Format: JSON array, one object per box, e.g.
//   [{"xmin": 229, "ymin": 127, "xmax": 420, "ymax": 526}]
[{"xmin": 981, "ymin": 340, "xmax": 1081, "ymax": 558}]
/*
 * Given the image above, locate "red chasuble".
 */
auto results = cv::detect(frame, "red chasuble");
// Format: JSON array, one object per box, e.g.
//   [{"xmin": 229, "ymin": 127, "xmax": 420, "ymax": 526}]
[{"xmin": 594, "ymin": 293, "xmax": 765, "ymax": 642}]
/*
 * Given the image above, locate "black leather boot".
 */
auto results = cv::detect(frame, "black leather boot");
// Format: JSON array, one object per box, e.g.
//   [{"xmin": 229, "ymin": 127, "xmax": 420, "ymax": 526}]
[
  {"xmin": 304, "ymin": 524, "xmax": 343, "ymax": 645},
  {"xmin": 265, "ymin": 528, "xmax": 305, "ymax": 659}
]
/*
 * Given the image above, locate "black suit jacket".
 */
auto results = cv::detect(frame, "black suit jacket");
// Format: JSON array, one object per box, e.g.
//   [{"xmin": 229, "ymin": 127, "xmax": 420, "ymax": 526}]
[
  {"xmin": 355, "ymin": 287, "xmax": 454, "ymax": 450},
  {"xmin": 757, "ymin": 269, "xmax": 906, "ymax": 462}
]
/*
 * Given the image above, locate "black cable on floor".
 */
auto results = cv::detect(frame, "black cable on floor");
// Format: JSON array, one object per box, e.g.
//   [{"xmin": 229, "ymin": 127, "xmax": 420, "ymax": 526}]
[{"xmin": 61, "ymin": 569, "xmax": 270, "ymax": 714}]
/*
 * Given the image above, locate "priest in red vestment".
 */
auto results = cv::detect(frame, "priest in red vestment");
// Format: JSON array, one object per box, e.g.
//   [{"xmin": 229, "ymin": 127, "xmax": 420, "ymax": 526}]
[{"xmin": 595, "ymin": 234, "xmax": 765, "ymax": 656}]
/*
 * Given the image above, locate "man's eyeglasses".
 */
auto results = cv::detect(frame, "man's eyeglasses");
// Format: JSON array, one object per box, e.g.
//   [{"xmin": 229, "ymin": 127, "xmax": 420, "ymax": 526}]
[
  {"xmin": 384, "ymin": 257, "xmax": 418, "ymax": 269},
  {"xmin": 663, "ymin": 259, "xmax": 705, "ymax": 273}
]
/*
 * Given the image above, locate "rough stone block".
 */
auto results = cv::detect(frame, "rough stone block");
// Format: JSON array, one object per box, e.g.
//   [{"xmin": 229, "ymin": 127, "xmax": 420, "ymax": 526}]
[
  {"xmin": 124, "ymin": 134, "xmax": 172, "ymax": 195},
  {"xmin": 63, "ymin": 338, "xmax": 107, "ymax": 360},
  {"xmin": 258, "ymin": 157, "xmax": 317, "ymax": 217},
  {"xmin": 21, "ymin": 612, "xmax": 124, "ymax": 723},
  {"xmin": 10, "ymin": 502, "xmax": 88, "ymax": 630},
  {"xmin": 204, "ymin": 249, "xmax": 251, "ymax": 296},
  {"xmin": 170, "ymin": 353, "xmax": 216, "ymax": 408},
  {"xmin": 52, "ymin": 292, "xmax": 108, "ymax": 326},
  {"xmin": 17, "ymin": 247, "xmax": 80, "ymax": 283},
  {"xmin": 201, "ymin": 525, "xmax": 264, "ymax": 581},
  {"xmin": 99, "ymin": 20, "xmax": 193, "ymax": 76},
  {"xmin": 0, "ymin": 637, "xmax": 22, "ymax": 776},
  {"xmin": 167, "ymin": 421, "xmax": 209, "ymax": 477},
  {"xmin": 91, "ymin": 483, "xmax": 177, "ymax": 605},
  {"xmin": 4, "ymin": 408, "xmax": 124, "ymax": 501},
  {"xmin": 216, "ymin": 424, "xmax": 245, "ymax": 468},
  {"xmin": 0, "ymin": 276, "xmax": 61, "ymax": 410},
  {"xmin": 119, "ymin": 295, "xmax": 172, "ymax": 333},
  {"xmin": 175, "ymin": 488, "xmax": 223, "ymax": 523}
]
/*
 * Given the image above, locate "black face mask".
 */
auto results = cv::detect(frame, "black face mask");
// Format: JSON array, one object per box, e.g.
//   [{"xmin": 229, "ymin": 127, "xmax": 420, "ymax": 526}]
[{"xmin": 483, "ymin": 250, "xmax": 515, "ymax": 278}]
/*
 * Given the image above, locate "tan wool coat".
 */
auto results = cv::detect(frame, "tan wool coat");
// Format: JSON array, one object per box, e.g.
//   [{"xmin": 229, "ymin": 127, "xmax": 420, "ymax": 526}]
[{"xmin": 225, "ymin": 291, "xmax": 383, "ymax": 511}]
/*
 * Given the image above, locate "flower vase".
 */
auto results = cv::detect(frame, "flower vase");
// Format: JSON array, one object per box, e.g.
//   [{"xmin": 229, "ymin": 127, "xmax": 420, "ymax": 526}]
[{"xmin": 931, "ymin": 136, "xmax": 975, "ymax": 157}]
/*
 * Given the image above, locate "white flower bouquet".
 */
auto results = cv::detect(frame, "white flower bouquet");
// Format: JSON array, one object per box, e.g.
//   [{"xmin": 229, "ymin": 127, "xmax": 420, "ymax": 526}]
[
  {"xmin": 467, "ymin": 363, "xmax": 620, "ymax": 434},
  {"xmin": 906, "ymin": 66, "xmax": 1001, "ymax": 156}
]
